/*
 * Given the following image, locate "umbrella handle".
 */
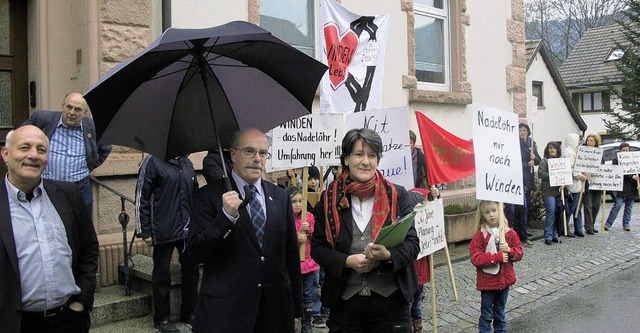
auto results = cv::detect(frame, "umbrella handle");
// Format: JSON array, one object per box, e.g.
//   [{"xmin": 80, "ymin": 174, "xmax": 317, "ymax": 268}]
[{"xmin": 238, "ymin": 185, "xmax": 253, "ymax": 210}]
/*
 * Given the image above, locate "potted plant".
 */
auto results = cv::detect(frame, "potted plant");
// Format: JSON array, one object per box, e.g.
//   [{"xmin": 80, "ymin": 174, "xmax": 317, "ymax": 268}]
[{"xmin": 443, "ymin": 203, "xmax": 477, "ymax": 243}]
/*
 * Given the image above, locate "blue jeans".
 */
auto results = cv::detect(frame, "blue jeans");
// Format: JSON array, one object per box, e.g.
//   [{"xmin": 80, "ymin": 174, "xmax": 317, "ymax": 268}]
[
  {"xmin": 606, "ymin": 197, "xmax": 635, "ymax": 227},
  {"xmin": 302, "ymin": 270, "xmax": 321, "ymax": 317},
  {"xmin": 479, "ymin": 288, "xmax": 509, "ymax": 333},
  {"xmin": 543, "ymin": 196, "xmax": 560, "ymax": 241},
  {"xmin": 75, "ymin": 176, "xmax": 93, "ymax": 213},
  {"xmin": 566, "ymin": 192, "xmax": 583, "ymax": 233}
]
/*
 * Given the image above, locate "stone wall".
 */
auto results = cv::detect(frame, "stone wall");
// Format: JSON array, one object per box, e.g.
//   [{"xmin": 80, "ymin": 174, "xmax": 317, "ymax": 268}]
[{"xmin": 508, "ymin": 0, "xmax": 526, "ymax": 116}]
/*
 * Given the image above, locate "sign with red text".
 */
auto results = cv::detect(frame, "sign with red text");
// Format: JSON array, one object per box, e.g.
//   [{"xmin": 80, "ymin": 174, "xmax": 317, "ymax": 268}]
[
  {"xmin": 548, "ymin": 158, "xmax": 573, "ymax": 186},
  {"xmin": 472, "ymin": 105, "xmax": 523, "ymax": 205},
  {"xmin": 320, "ymin": 0, "xmax": 389, "ymax": 114}
]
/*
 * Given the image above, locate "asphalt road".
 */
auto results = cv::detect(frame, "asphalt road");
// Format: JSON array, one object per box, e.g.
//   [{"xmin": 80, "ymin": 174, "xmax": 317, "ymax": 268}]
[{"xmin": 508, "ymin": 261, "xmax": 640, "ymax": 333}]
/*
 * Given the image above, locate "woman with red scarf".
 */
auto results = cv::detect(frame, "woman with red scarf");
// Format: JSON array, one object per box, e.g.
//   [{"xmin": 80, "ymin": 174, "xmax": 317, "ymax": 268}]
[{"xmin": 311, "ymin": 128, "xmax": 419, "ymax": 332}]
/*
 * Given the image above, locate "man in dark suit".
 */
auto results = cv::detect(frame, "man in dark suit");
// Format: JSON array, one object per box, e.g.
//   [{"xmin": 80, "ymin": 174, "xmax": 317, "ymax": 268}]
[
  {"xmin": 23, "ymin": 92, "xmax": 112, "ymax": 209},
  {"xmin": 188, "ymin": 128, "xmax": 302, "ymax": 333},
  {"xmin": 0, "ymin": 125, "xmax": 99, "ymax": 333}
]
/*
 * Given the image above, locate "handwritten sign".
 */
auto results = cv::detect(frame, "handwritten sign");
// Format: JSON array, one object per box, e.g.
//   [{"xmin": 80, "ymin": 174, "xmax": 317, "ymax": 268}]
[
  {"xmin": 589, "ymin": 165, "xmax": 624, "ymax": 191},
  {"xmin": 548, "ymin": 158, "xmax": 573, "ymax": 186},
  {"xmin": 346, "ymin": 107, "xmax": 413, "ymax": 188},
  {"xmin": 414, "ymin": 199, "xmax": 446, "ymax": 259},
  {"xmin": 574, "ymin": 146, "xmax": 603, "ymax": 173},
  {"xmin": 270, "ymin": 114, "xmax": 344, "ymax": 168},
  {"xmin": 472, "ymin": 105, "xmax": 523, "ymax": 205},
  {"xmin": 616, "ymin": 151, "xmax": 640, "ymax": 175}
]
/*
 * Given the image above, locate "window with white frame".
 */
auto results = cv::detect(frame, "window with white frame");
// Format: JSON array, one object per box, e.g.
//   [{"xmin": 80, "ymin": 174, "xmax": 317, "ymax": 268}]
[
  {"xmin": 259, "ymin": 0, "xmax": 316, "ymax": 57},
  {"xmin": 581, "ymin": 91, "xmax": 609, "ymax": 113},
  {"xmin": 414, "ymin": 0, "xmax": 449, "ymax": 90}
]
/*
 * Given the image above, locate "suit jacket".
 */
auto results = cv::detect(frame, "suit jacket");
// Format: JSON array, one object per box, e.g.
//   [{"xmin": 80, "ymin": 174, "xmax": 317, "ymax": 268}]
[
  {"xmin": 0, "ymin": 178, "xmax": 99, "ymax": 333},
  {"xmin": 310, "ymin": 184, "xmax": 419, "ymax": 309},
  {"xmin": 188, "ymin": 178, "xmax": 302, "ymax": 333},
  {"xmin": 23, "ymin": 110, "xmax": 112, "ymax": 171}
]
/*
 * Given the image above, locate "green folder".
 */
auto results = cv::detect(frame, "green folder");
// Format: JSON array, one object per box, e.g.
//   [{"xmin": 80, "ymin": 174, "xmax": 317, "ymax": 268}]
[{"xmin": 374, "ymin": 211, "xmax": 417, "ymax": 248}]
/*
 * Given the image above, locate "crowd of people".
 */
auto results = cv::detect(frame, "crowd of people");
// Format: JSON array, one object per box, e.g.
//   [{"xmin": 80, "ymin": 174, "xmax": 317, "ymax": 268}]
[
  {"xmin": 537, "ymin": 133, "xmax": 639, "ymax": 245},
  {"xmin": 3, "ymin": 93, "xmax": 639, "ymax": 333}
]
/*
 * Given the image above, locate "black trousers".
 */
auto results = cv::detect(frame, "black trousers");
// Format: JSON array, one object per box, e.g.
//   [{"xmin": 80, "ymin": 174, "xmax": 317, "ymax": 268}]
[
  {"xmin": 20, "ymin": 307, "xmax": 85, "ymax": 333},
  {"xmin": 152, "ymin": 240, "xmax": 199, "ymax": 323},
  {"xmin": 327, "ymin": 290, "xmax": 411, "ymax": 333}
]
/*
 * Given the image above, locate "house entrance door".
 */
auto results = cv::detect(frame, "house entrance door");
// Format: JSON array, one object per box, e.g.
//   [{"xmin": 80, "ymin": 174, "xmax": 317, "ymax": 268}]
[{"xmin": 0, "ymin": 0, "xmax": 28, "ymax": 174}]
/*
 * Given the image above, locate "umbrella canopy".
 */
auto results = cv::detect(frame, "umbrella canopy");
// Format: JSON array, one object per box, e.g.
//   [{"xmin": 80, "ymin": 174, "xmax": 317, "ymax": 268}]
[{"xmin": 84, "ymin": 21, "xmax": 327, "ymax": 160}]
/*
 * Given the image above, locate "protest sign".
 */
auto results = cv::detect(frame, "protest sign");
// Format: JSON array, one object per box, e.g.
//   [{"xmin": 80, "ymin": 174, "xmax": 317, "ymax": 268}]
[
  {"xmin": 616, "ymin": 151, "xmax": 640, "ymax": 175},
  {"xmin": 574, "ymin": 146, "xmax": 604, "ymax": 173},
  {"xmin": 346, "ymin": 106, "xmax": 413, "ymax": 188},
  {"xmin": 472, "ymin": 105, "xmax": 523, "ymax": 205},
  {"xmin": 589, "ymin": 164, "xmax": 624, "ymax": 191},
  {"xmin": 319, "ymin": 0, "xmax": 389, "ymax": 114},
  {"xmin": 548, "ymin": 157, "xmax": 573, "ymax": 186},
  {"xmin": 270, "ymin": 114, "xmax": 344, "ymax": 169},
  {"xmin": 414, "ymin": 199, "xmax": 446, "ymax": 259}
]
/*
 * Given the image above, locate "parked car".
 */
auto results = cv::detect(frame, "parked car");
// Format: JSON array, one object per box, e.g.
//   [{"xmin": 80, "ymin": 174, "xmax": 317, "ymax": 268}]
[{"xmin": 600, "ymin": 140, "xmax": 640, "ymax": 164}]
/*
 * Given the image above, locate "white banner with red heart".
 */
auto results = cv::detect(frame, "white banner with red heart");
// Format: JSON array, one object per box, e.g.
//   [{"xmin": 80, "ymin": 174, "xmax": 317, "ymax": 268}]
[{"xmin": 320, "ymin": 0, "xmax": 389, "ymax": 114}]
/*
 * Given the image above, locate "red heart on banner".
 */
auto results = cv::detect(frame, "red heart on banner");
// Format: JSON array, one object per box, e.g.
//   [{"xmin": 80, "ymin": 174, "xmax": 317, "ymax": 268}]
[{"xmin": 324, "ymin": 23, "xmax": 358, "ymax": 90}]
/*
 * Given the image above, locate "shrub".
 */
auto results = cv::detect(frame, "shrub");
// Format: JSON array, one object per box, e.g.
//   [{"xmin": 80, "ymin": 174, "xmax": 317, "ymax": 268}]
[{"xmin": 444, "ymin": 204, "xmax": 464, "ymax": 215}]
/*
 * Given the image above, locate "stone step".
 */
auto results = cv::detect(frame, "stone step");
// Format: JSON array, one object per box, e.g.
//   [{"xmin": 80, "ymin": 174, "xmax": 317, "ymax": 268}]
[
  {"xmin": 91, "ymin": 314, "xmax": 192, "ymax": 333},
  {"xmin": 90, "ymin": 285, "xmax": 152, "ymax": 327}
]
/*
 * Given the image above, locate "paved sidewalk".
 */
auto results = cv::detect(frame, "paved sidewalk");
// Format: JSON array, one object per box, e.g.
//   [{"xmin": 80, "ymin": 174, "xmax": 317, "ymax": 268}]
[
  {"xmin": 94, "ymin": 203, "xmax": 640, "ymax": 332},
  {"xmin": 419, "ymin": 203, "xmax": 640, "ymax": 333}
]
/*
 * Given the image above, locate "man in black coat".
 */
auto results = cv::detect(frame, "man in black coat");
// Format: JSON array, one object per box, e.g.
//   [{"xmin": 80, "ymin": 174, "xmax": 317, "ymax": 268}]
[
  {"xmin": 188, "ymin": 128, "xmax": 302, "ymax": 333},
  {"xmin": 0, "ymin": 125, "xmax": 98, "ymax": 333},
  {"xmin": 136, "ymin": 155, "xmax": 200, "ymax": 332}
]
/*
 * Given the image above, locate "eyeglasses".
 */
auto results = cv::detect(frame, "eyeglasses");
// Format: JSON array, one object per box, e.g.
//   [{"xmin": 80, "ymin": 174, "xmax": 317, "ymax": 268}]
[
  {"xmin": 235, "ymin": 147, "xmax": 271, "ymax": 159},
  {"xmin": 63, "ymin": 103, "xmax": 85, "ymax": 113}
]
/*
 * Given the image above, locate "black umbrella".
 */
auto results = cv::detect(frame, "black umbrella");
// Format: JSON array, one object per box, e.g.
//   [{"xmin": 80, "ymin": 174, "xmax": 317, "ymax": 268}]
[{"xmin": 84, "ymin": 21, "xmax": 327, "ymax": 190}]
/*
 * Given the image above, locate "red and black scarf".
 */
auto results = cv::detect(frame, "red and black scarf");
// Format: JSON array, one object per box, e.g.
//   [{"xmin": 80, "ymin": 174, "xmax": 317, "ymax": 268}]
[{"xmin": 323, "ymin": 170, "xmax": 398, "ymax": 249}]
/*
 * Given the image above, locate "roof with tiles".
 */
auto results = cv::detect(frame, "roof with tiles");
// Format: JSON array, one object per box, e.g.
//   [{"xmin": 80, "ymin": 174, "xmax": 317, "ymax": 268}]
[
  {"xmin": 525, "ymin": 39, "xmax": 540, "ymax": 66},
  {"xmin": 559, "ymin": 24, "xmax": 627, "ymax": 87}
]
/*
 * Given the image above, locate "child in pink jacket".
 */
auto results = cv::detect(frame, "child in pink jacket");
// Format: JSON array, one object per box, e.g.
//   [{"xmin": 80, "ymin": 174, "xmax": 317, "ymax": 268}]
[{"xmin": 287, "ymin": 186, "xmax": 324, "ymax": 332}]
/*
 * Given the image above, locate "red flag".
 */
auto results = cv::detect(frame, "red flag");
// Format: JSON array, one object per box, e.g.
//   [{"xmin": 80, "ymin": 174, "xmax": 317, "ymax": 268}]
[{"xmin": 415, "ymin": 112, "xmax": 475, "ymax": 185}]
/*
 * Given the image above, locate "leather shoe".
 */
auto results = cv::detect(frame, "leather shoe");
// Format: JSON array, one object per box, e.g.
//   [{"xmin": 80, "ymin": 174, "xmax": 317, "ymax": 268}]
[
  {"xmin": 154, "ymin": 320, "xmax": 180, "ymax": 333},
  {"xmin": 545, "ymin": 240, "xmax": 552, "ymax": 245},
  {"xmin": 574, "ymin": 231, "xmax": 585, "ymax": 237},
  {"xmin": 586, "ymin": 230, "xmax": 594, "ymax": 235},
  {"xmin": 593, "ymin": 229, "xmax": 599, "ymax": 233}
]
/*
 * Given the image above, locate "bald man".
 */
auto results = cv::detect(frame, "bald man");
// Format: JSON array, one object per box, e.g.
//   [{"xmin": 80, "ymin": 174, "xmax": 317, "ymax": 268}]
[
  {"xmin": 0, "ymin": 125, "xmax": 98, "ymax": 333},
  {"xmin": 23, "ymin": 92, "xmax": 112, "ymax": 210}
]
